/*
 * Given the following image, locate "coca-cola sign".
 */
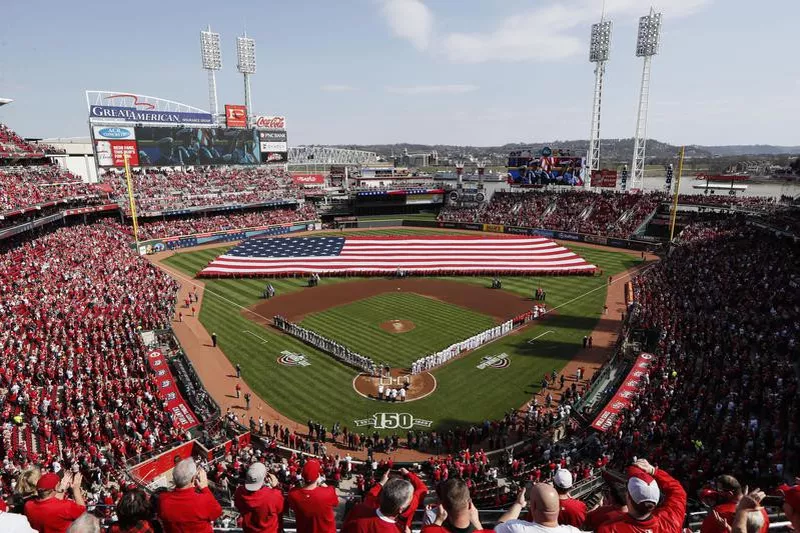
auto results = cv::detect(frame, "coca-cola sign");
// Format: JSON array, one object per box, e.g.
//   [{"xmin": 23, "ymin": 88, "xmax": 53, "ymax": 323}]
[{"xmin": 254, "ymin": 116, "xmax": 286, "ymax": 129}]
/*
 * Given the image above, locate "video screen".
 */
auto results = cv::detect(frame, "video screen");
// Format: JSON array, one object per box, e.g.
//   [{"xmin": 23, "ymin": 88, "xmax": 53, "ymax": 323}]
[{"xmin": 134, "ymin": 127, "xmax": 260, "ymax": 166}]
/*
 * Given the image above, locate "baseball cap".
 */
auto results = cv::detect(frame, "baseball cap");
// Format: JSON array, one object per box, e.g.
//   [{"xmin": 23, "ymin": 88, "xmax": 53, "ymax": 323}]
[
  {"xmin": 554, "ymin": 468, "xmax": 573, "ymax": 489},
  {"xmin": 37, "ymin": 473, "xmax": 60, "ymax": 491},
  {"xmin": 627, "ymin": 467, "xmax": 660, "ymax": 504},
  {"xmin": 778, "ymin": 484, "xmax": 800, "ymax": 513},
  {"xmin": 245, "ymin": 462, "xmax": 267, "ymax": 491},
  {"xmin": 302, "ymin": 459, "xmax": 321, "ymax": 484}
]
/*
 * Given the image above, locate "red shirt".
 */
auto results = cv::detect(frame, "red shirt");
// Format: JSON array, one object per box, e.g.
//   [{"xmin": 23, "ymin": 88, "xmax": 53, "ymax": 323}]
[
  {"xmin": 585, "ymin": 505, "xmax": 626, "ymax": 531},
  {"xmin": 597, "ymin": 469, "xmax": 687, "ymax": 533},
  {"xmin": 234, "ymin": 485, "xmax": 285, "ymax": 533},
  {"xmin": 156, "ymin": 486, "xmax": 222, "ymax": 533},
  {"xmin": 363, "ymin": 473, "xmax": 429, "ymax": 531},
  {"xmin": 700, "ymin": 502, "xmax": 769, "ymax": 533},
  {"xmin": 342, "ymin": 504, "xmax": 398, "ymax": 533},
  {"xmin": 286, "ymin": 485, "xmax": 338, "ymax": 533},
  {"xmin": 24, "ymin": 497, "xmax": 86, "ymax": 533},
  {"xmin": 558, "ymin": 497, "xmax": 587, "ymax": 529}
]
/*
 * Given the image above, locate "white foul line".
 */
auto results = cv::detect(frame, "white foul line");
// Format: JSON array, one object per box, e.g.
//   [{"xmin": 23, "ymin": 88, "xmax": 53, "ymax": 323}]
[
  {"xmin": 242, "ymin": 330, "xmax": 270, "ymax": 344},
  {"xmin": 527, "ymin": 330, "xmax": 554, "ymax": 344}
]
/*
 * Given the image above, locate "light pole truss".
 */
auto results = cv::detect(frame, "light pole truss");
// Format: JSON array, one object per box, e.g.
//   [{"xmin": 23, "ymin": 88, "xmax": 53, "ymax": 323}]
[
  {"xmin": 586, "ymin": 20, "xmax": 612, "ymax": 185},
  {"xmin": 630, "ymin": 10, "xmax": 662, "ymax": 191}
]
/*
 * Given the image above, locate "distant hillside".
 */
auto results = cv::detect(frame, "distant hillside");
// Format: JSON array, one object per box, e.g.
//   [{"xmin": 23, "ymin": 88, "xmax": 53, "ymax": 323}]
[{"xmin": 333, "ymin": 139, "xmax": 799, "ymax": 160}]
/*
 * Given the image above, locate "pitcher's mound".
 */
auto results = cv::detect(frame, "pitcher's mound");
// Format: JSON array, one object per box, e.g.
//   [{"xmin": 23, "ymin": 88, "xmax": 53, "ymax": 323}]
[
  {"xmin": 379, "ymin": 319, "xmax": 415, "ymax": 334},
  {"xmin": 353, "ymin": 368, "xmax": 437, "ymax": 402}
]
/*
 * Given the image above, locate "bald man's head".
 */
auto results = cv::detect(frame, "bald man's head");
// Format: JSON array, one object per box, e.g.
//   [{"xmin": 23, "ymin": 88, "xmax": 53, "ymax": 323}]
[{"xmin": 529, "ymin": 483, "xmax": 561, "ymax": 525}]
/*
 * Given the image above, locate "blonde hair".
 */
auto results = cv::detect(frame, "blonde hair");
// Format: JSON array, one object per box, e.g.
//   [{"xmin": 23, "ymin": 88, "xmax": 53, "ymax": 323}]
[{"xmin": 16, "ymin": 466, "xmax": 42, "ymax": 499}]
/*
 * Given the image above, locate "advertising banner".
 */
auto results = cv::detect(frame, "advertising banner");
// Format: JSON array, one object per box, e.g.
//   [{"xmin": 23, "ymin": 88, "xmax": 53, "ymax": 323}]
[
  {"xmin": 95, "ymin": 140, "xmax": 139, "ymax": 167},
  {"xmin": 504, "ymin": 226, "xmax": 533, "ymax": 236},
  {"xmin": 591, "ymin": 353, "xmax": 654, "ymax": 432},
  {"xmin": 583, "ymin": 234, "xmax": 609, "ymax": 246},
  {"xmin": 261, "ymin": 151, "xmax": 288, "ymax": 164},
  {"xmin": 260, "ymin": 141, "xmax": 288, "ymax": 152},
  {"xmin": 93, "ymin": 126, "xmax": 136, "ymax": 140},
  {"xmin": 90, "ymin": 105, "xmax": 213, "ymax": 124},
  {"xmin": 591, "ymin": 169, "xmax": 618, "ymax": 188},
  {"xmin": 259, "ymin": 130, "xmax": 287, "ymax": 141},
  {"xmin": 483, "ymin": 223, "xmax": 505, "ymax": 233},
  {"xmin": 146, "ymin": 350, "xmax": 199, "ymax": 431},
  {"xmin": 292, "ymin": 174, "xmax": 325, "ymax": 185},
  {"xmin": 253, "ymin": 116, "xmax": 286, "ymax": 129},
  {"xmin": 225, "ymin": 104, "xmax": 248, "ymax": 128},
  {"xmin": 555, "ymin": 231, "xmax": 582, "ymax": 242},
  {"xmin": 128, "ymin": 441, "xmax": 195, "ymax": 485},
  {"xmin": 135, "ymin": 127, "xmax": 260, "ymax": 166}
]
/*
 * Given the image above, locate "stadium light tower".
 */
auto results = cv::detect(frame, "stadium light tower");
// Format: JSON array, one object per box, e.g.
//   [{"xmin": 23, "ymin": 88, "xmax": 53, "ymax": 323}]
[
  {"xmin": 200, "ymin": 26, "xmax": 222, "ymax": 123},
  {"xmin": 237, "ymin": 33, "xmax": 256, "ymax": 123},
  {"xmin": 630, "ymin": 9, "xmax": 662, "ymax": 191},
  {"xmin": 586, "ymin": 18, "xmax": 612, "ymax": 188}
]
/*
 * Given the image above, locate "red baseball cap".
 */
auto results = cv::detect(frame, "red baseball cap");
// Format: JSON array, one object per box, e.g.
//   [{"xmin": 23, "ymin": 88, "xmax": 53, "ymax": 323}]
[
  {"xmin": 302, "ymin": 460, "xmax": 321, "ymax": 483},
  {"xmin": 779, "ymin": 484, "xmax": 800, "ymax": 513},
  {"xmin": 37, "ymin": 473, "xmax": 60, "ymax": 491}
]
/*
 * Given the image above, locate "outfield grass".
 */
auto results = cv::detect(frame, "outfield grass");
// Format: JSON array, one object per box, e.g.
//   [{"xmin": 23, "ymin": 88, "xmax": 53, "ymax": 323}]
[
  {"xmin": 301, "ymin": 293, "xmax": 496, "ymax": 368},
  {"xmin": 162, "ymin": 229, "xmax": 641, "ymax": 432}
]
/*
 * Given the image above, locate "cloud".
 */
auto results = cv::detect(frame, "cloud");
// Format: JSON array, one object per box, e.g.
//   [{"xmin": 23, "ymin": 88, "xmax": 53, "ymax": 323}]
[
  {"xmin": 320, "ymin": 84, "xmax": 358, "ymax": 92},
  {"xmin": 385, "ymin": 84, "xmax": 479, "ymax": 95},
  {"xmin": 379, "ymin": 0, "xmax": 712, "ymax": 63},
  {"xmin": 380, "ymin": 0, "xmax": 434, "ymax": 51}
]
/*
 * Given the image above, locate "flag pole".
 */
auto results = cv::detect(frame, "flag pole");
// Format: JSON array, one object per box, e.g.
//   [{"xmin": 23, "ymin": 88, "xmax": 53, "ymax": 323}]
[
  {"xmin": 123, "ymin": 154, "xmax": 140, "ymax": 251},
  {"xmin": 668, "ymin": 146, "xmax": 685, "ymax": 242}
]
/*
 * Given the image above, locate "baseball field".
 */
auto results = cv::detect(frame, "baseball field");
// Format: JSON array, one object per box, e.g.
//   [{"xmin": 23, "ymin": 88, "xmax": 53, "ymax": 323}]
[{"xmin": 162, "ymin": 228, "xmax": 641, "ymax": 432}]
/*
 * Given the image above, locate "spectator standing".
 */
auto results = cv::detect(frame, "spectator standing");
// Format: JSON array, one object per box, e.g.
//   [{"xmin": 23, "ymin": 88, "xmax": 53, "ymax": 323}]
[
  {"xmin": 234, "ymin": 463, "xmax": 284, "ymax": 533},
  {"xmin": 777, "ymin": 484, "xmax": 800, "ymax": 532},
  {"xmin": 156, "ymin": 459, "xmax": 222, "ymax": 533},
  {"xmin": 13, "ymin": 467, "xmax": 41, "ymax": 514},
  {"xmin": 700, "ymin": 476, "xmax": 768, "ymax": 533},
  {"xmin": 236, "ymin": 363, "xmax": 242, "ymax": 378},
  {"xmin": 245, "ymin": 392, "xmax": 252, "ymax": 410},
  {"xmin": 421, "ymin": 478, "xmax": 486, "ymax": 533},
  {"xmin": 24, "ymin": 472, "xmax": 86, "ymax": 533},
  {"xmin": 287, "ymin": 460, "xmax": 338, "ymax": 533},
  {"xmin": 109, "ymin": 489, "xmax": 156, "ymax": 533},
  {"xmin": 584, "ymin": 483, "xmax": 628, "ymax": 531},
  {"xmin": 212, "ymin": 332, "xmax": 218, "ymax": 347},
  {"xmin": 0, "ymin": 505, "xmax": 36, "ymax": 533},
  {"xmin": 596, "ymin": 460, "xmax": 686, "ymax": 533},
  {"xmin": 236, "ymin": 383, "xmax": 242, "ymax": 399},
  {"xmin": 65, "ymin": 514, "xmax": 100, "ymax": 533},
  {"xmin": 342, "ymin": 477, "xmax": 414, "ymax": 533},
  {"xmin": 361, "ymin": 468, "xmax": 429, "ymax": 532},
  {"xmin": 495, "ymin": 483, "xmax": 581, "ymax": 533},
  {"xmin": 553, "ymin": 469, "xmax": 586, "ymax": 528}
]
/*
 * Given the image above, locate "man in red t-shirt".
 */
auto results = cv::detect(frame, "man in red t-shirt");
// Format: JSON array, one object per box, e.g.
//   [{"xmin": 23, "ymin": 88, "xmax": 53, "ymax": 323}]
[
  {"xmin": 157, "ymin": 459, "xmax": 222, "ymax": 533},
  {"xmin": 362, "ymin": 468, "xmax": 428, "ymax": 532},
  {"xmin": 287, "ymin": 459, "xmax": 339, "ymax": 533},
  {"xmin": 234, "ymin": 462, "xmax": 285, "ymax": 533},
  {"xmin": 778, "ymin": 483, "xmax": 800, "ymax": 532},
  {"xmin": 343, "ymin": 478, "xmax": 414, "ymax": 533},
  {"xmin": 421, "ymin": 478, "xmax": 488, "ymax": 533},
  {"xmin": 553, "ymin": 468, "xmax": 586, "ymax": 528},
  {"xmin": 596, "ymin": 459, "xmax": 687, "ymax": 533},
  {"xmin": 700, "ymin": 476, "xmax": 768, "ymax": 533},
  {"xmin": 24, "ymin": 472, "xmax": 86, "ymax": 533},
  {"xmin": 584, "ymin": 483, "xmax": 628, "ymax": 531}
]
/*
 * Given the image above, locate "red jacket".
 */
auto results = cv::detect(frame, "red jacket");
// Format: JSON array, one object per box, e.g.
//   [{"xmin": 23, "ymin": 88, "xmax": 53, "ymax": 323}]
[
  {"xmin": 286, "ymin": 485, "xmax": 338, "ymax": 533},
  {"xmin": 24, "ymin": 497, "xmax": 86, "ymax": 533},
  {"xmin": 234, "ymin": 485, "xmax": 285, "ymax": 533},
  {"xmin": 585, "ymin": 505, "xmax": 626, "ymax": 531},
  {"xmin": 597, "ymin": 468, "xmax": 687, "ymax": 533},
  {"xmin": 342, "ymin": 503, "xmax": 399, "ymax": 533},
  {"xmin": 364, "ymin": 472, "xmax": 429, "ymax": 531},
  {"xmin": 558, "ymin": 497, "xmax": 587, "ymax": 529},
  {"xmin": 156, "ymin": 486, "xmax": 223, "ymax": 533}
]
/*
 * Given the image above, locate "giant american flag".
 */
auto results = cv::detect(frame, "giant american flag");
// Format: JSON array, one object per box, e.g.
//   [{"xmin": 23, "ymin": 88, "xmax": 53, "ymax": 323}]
[{"xmin": 198, "ymin": 235, "xmax": 596, "ymax": 277}]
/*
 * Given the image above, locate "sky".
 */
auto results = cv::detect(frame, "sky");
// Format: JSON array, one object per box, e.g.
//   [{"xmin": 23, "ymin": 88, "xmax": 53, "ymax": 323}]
[{"xmin": 1, "ymin": 0, "xmax": 799, "ymax": 147}]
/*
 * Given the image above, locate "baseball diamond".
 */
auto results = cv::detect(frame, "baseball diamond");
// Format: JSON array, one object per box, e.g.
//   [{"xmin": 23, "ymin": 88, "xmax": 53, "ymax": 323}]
[{"xmin": 161, "ymin": 228, "xmax": 643, "ymax": 431}]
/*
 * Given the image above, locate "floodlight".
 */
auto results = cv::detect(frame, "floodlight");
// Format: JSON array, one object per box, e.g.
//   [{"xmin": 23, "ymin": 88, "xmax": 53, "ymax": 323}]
[
  {"xmin": 200, "ymin": 29, "xmax": 222, "ymax": 70},
  {"xmin": 237, "ymin": 36, "xmax": 257, "ymax": 74},
  {"xmin": 589, "ymin": 21, "xmax": 612, "ymax": 63},
  {"xmin": 636, "ymin": 12, "xmax": 662, "ymax": 57}
]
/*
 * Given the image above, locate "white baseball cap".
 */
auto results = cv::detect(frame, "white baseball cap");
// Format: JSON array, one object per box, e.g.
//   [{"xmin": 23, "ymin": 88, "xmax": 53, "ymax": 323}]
[
  {"xmin": 245, "ymin": 462, "xmax": 267, "ymax": 491},
  {"xmin": 627, "ymin": 470, "xmax": 661, "ymax": 504},
  {"xmin": 554, "ymin": 468, "xmax": 573, "ymax": 489}
]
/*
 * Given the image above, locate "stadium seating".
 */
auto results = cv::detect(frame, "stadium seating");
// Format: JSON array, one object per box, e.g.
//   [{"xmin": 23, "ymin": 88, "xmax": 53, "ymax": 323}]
[
  {"xmin": 0, "ymin": 123, "xmax": 41, "ymax": 155},
  {"xmin": 102, "ymin": 167, "xmax": 304, "ymax": 215},
  {"xmin": 0, "ymin": 166, "xmax": 100, "ymax": 214}
]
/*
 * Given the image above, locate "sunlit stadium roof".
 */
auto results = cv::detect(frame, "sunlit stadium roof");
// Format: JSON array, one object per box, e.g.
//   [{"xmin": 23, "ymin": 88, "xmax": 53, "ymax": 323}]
[{"xmin": 0, "ymin": 98, "xmax": 13, "ymax": 107}]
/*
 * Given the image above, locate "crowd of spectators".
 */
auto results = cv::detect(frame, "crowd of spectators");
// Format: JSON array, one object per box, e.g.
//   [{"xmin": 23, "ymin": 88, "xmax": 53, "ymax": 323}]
[
  {"xmin": 102, "ymin": 167, "xmax": 303, "ymax": 215},
  {"xmin": 0, "ymin": 223, "xmax": 194, "ymax": 526},
  {"xmin": 108, "ymin": 204, "xmax": 318, "ymax": 240},
  {"xmin": 0, "ymin": 123, "xmax": 41, "ymax": 155},
  {"xmin": 438, "ymin": 191, "xmax": 663, "ymax": 238},
  {"xmin": 598, "ymin": 218, "xmax": 799, "ymax": 495},
  {"xmin": 0, "ymin": 166, "xmax": 101, "ymax": 214}
]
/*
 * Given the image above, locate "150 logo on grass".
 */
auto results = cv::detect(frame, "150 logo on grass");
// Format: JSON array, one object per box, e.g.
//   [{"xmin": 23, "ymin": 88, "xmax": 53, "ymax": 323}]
[
  {"xmin": 477, "ymin": 353, "xmax": 510, "ymax": 369},
  {"xmin": 354, "ymin": 413, "xmax": 432, "ymax": 429}
]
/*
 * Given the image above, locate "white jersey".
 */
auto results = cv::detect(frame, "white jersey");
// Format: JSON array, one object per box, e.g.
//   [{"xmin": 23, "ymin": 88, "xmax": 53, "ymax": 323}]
[{"xmin": 495, "ymin": 520, "xmax": 582, "ymax": 533}]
